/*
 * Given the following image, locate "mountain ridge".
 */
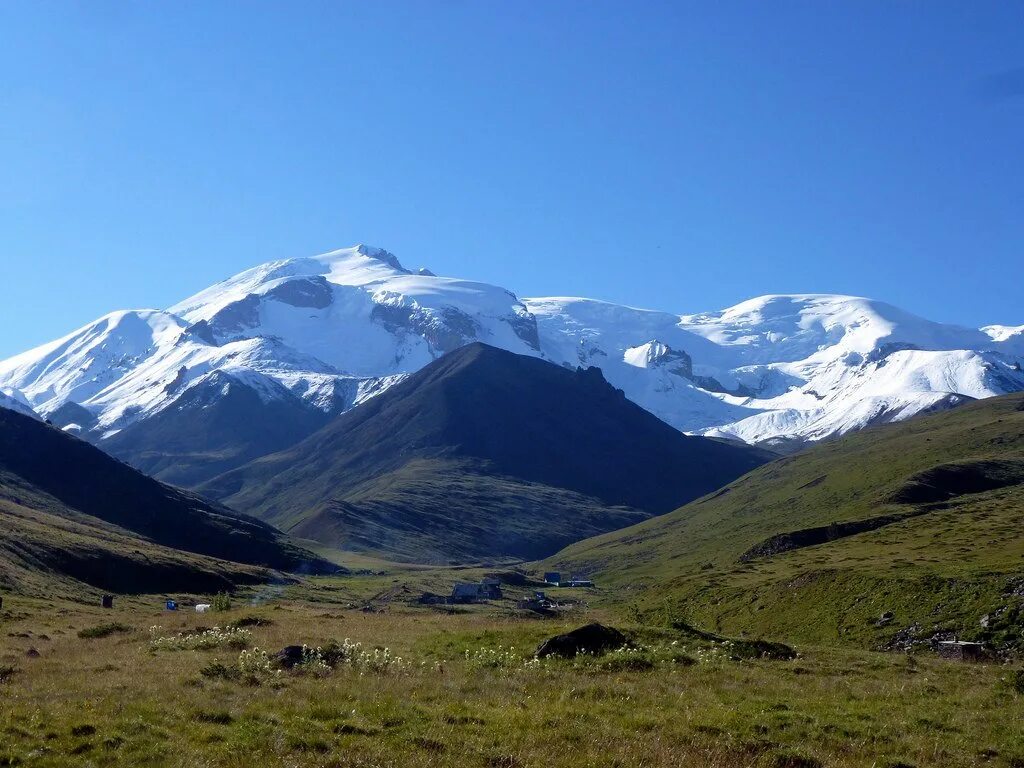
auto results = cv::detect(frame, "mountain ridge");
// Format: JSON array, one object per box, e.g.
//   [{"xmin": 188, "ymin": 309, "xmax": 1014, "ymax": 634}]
[
  {"xmin": 0, "ymin": 245, "xmax": 1020, "ymax": 485},
  {"xmin": 199, "ymin": 343, "xmax": 772, "ymax": 563}
]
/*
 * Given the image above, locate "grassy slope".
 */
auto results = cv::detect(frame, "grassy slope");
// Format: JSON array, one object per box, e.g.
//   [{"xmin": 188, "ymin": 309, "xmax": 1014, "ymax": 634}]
[
  {"xmin": 284, "ymin": 457, "xmax": 650, "ymax": 564},
  {"xmin": 0, "ymin": 579, "xmax": 1021, "ymax": 768},
  {"xmin": 202, "ymin": 343, "xmax": 770, "ymax": 563},
  {"xmin": 548, "ymin": 392, "xmax": 1024, "ymax": 647},
  {"xmin": 0, "ymin": 407, "xmax": 339, "ymax": 595},
  {"xmin": 0, "ymin": 480, "xmax": 272, "ymax": 599}
]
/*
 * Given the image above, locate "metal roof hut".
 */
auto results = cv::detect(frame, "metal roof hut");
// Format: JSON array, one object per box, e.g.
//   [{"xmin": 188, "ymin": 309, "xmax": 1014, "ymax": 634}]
[
  {"xmin": 937, "ymin": 640, "xmax": 988, "ymax": 662},
  {"xmin": 450, "ymin": 583, "xmax": 483, "ymax": 603},
  {"xmin": 479, "ymin": 581, "xmax": 503, "ymax": 599}
]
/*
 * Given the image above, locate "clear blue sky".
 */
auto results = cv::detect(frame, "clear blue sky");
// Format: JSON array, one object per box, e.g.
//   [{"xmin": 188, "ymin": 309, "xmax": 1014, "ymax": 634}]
[{"xmin": 1, "ymin": 2, "xmax": 1022, "ymax": 358}]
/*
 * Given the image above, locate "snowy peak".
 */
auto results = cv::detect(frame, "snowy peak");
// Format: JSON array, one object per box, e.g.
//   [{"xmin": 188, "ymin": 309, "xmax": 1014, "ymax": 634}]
[
  {"xmin": 679, "ymin": 294, "xmax": 992, "ymax": 365},
  {"xmin": 0, "ymin": 387, "xmax": 37, "ymax": 419},
  {"xmin": 167, "ymin": 244, "xmax": 539, "ymax": 378},
  {"xmin": 624, "ymin": 341, "xmax": 693, "ymax": 378},
  {"xmin": 0, "ymin": 246, "xmax": 1021, "ymax": 478},
  {"xmin": 0, "ymin": 309, "xmax": 187, "ymax": 415}
]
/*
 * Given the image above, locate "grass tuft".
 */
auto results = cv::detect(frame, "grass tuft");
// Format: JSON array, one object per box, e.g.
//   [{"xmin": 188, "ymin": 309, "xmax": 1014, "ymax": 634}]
[{"xmin": 77, "ymin": 622, "xmax": 131, "ymax": 639}]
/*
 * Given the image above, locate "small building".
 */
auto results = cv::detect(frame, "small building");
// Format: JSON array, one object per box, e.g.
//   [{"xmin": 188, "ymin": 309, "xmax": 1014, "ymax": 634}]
[
  {"xmin": 481, "ymin": 576, "xmax": 501, "ymax": 587},
  {"xmin": 480, "ymin": 582, "xmax": 502, "ymax": 599},
  {"xmin": 937, "ymin": 640, "xmax": 988, "ymax": 662},
  {"xmin": 451, "ymin": 584, "xmax": 482, "ymax": 603},
  {"xmin": 567, "ymin": 578, "xmax": 594, "ymax": 588},
  {"xmin": 450, "ymin": 582, "xmax": 503, "ymax": 604},
  {"xmin": 543, "ymin": 572, "xmax": 561, "ymax": 585}
]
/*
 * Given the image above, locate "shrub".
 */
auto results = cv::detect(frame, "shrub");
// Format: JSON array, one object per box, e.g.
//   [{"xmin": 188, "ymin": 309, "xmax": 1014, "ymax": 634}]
[
  {"xmin": 237, "ymin": 648, "xmax": 281, "ymax": 685},
  {"xmin": 320, "ymin": 638, "xmax": 410, "ymax": 674},
  {"xmin": 199, "ymin": 660, "xmax": 238, "ymax": 681},
  {"xmin": 294, "ymin": 645, "xmax": 332, "ymax": 677},
  {"xmin": 77, "ymin": 623, "xmax": 131, "ymax": 639},
  {"xmin": 149, "ymin": 626, "xmax": 252, "ymax": 651},
  {"xmin": 1007, "ymin": 669, "xmax": 1024, "ymax": 695},
  {"xmin": 211, "ymin": 593, "xmax": 232, "ymax": 612}
]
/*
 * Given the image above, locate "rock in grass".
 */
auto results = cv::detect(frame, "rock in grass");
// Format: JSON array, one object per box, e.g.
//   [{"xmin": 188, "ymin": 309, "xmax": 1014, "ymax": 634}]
[
  {"xmin": 273, "ymin": 645, "xmax": 306, "ymax": 669},
  {"xmin": 535, "ymin": 622, "xmax": 627, "ymax": 658}
]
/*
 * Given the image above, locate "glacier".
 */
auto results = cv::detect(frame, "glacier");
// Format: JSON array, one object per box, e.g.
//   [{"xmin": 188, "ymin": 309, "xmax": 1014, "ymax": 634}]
[{"xmin": 0, "ymin": 245, "xmax": 1021, "ymax": 465}]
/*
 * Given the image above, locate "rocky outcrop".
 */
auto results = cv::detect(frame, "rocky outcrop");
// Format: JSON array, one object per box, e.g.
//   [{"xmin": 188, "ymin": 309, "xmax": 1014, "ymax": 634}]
[{"xmin": 535, "ymin": 623, "xmax": 627, "ymax": 658}]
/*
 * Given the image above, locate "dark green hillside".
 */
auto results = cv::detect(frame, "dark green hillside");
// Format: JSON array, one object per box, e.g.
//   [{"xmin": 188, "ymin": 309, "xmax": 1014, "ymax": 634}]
[
  {"xmin": 548, "ymin": 392, "xmax": 1024, "ymax": 650},
  {"xmin": 0, "ymin": 489, "xmax": 270, "ymax": 598},
  {"xmin": 0, "ymin": 407, "xmax": 338, "ymax": 594},
  {"xmin": 202, "ymin": 343, "xmax": 772, "ymax": 563}
]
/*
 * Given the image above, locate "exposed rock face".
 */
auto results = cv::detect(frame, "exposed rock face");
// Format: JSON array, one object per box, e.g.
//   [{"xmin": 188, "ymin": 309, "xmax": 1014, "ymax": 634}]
[
  {"xmin": 265, "ymin": 276, "xmax": 334, "ymax": 309},
  {"xmin": 45, "ymin": 400, "xmax": 97, "ymax": 430},
  {"xmin": 371, "ymin": 303, "xmax": 480, "ymax": 355},
  {"xmin": 206, "ymin": 295, "xmax": 262, "ymax": 341},
  {"xmin": 624, "ymin": 340, "xmax": 693, "ymax": 378},
  {"xmin": 865, "ymin": 341, "xmax": 921, "ymax": 364},
  {"xmin": 505, "ymin": 310, "xmax": 541, "ymax": 351},
  {"xmin": 163, "ymin": 366, "xmax": 188, "ymax": 395},
  {"xmin": 535, "ymin": 623, "xmax": 628, "ymax": 658}
]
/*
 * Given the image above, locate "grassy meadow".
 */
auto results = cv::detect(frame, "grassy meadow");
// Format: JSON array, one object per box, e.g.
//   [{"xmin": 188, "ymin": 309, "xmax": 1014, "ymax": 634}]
[
  {"xmin": 548, "ymin": 393, "xmax": 1024, "ymax": 651},
  {"xmin": 2, "ymin": 571, "xmax": 1023, "ymax": 768}
]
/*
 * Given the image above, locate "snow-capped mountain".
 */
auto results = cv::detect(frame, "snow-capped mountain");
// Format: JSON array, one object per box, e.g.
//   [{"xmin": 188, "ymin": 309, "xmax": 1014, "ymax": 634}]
[
  {"xmin": 0, "ymin": 387, "xmax": 37, "ymax": 419},
  {"xmin": 0, "ymin": 245, "xmax": 1021, "ymax": 482}
]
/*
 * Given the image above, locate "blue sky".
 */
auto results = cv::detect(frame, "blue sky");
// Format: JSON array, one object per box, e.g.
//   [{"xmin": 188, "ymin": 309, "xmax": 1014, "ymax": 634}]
[{"xmin": 1, "ymin": 1, "xmax": 1022, "ymax": 358}]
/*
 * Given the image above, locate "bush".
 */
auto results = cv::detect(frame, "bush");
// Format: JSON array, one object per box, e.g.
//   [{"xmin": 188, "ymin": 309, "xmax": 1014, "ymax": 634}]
[
  {"xmin": 319, "ymin": 638, "xmax": 410, "ymax": 674},
  {"xmin": 237, "ymin": 648, "xmax": 281, "ymax": 685},
  {"xmin": 200, "ymin": 649, "xmax": 281, "ymax": 685},
  {"xmin": 1008, "ymin": 669, "xmax": 1024, "ymax": 695},
  {"xmin": 211, "ymin": 593, "xmax": 232, "ymax": 612},
  {"xmin": 199, "ymin": 660, "xmax": 238, "ymax": 681},
  {"xmin": 77, "ymin": 623, "xmax": 131, "ymax": 639},
  {"xmin": 149, "ymin": 626, "xmax": 252, "ymax": 651}
]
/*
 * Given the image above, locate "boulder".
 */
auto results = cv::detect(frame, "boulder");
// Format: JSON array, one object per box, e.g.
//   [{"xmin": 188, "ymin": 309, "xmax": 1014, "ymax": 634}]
[
  {"xmin": 535, "ymin": 622, "xmax": 627, "ymax": 658},
  {"xmin": 273, "ymin": 645, "xmax": 306, "ymax": 669}
]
